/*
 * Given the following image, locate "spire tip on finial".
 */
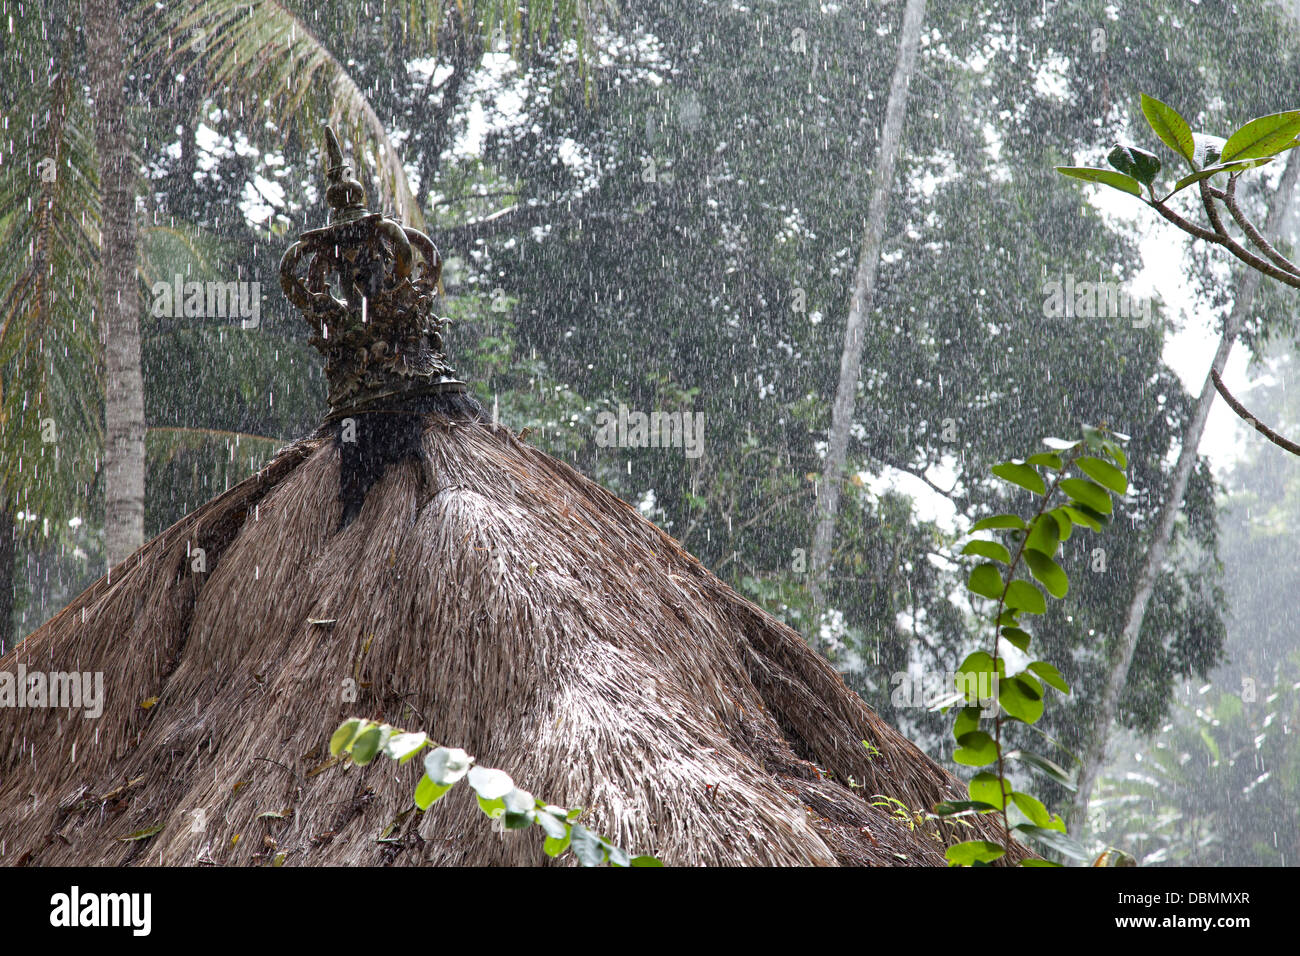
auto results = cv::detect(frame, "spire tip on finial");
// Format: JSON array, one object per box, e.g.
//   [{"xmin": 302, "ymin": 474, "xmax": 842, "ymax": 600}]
[
  {"xmin": 324, "ymin": 126, "xmax": 343, "ymax": 166},
  {"xmin": 322, "ymin": 126, "xmax": 367, "ymax": 221}
]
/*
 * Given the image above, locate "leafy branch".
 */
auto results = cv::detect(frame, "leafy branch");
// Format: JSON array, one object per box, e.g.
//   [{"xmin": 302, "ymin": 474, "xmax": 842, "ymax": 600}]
[
  {"xmin": 940, "ymin": 426, "xmax": 1128, "ymax": 867},
  {"xmin": 1056, "ymin": 95, "xmax": 1300, "ymax": 291},
  {"xmin": 330, "ymin": 718, "xmax": 662, "ymax": 867}
]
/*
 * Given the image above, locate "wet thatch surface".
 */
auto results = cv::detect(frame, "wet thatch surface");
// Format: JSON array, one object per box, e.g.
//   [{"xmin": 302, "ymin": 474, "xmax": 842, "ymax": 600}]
[{"xmin": 0, "ymin": 415, "xmax": 1028, "ymax": 865}]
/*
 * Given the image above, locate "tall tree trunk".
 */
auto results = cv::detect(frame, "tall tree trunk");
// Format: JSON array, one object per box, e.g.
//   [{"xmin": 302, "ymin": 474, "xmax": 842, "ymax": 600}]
[
  {"xmin": 809, "ymin": 0, "xmax": 927, "ymax": 634},
  {"xmin": 0, "ymin": 507, "xmax": 13, "ymax": 654},
  {"xmin": 86, "ymin": 0, "xmax": 145, "ymax": 567},
  {"xmin": 1067, "ymin": 147, "xmax": 1300, "ymax": 836}
]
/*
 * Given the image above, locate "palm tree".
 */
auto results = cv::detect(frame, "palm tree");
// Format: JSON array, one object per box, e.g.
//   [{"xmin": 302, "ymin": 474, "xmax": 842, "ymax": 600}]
[
  {"xmin": 0, "ymin": 16, "xmax": 104, "ymax": 643},
  {"xmin": 87, "ymin": 0, "xmax": 147, "ymax": 567}
]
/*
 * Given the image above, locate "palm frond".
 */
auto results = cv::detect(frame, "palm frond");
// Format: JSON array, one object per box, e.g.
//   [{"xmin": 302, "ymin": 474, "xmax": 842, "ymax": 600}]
[
  {"xmin": 144, "ymin": 0, "xmax": 429, "ymax": 228},
  {"xmin": 0, "ymin": 60, "xmax": 104, "ymax": 542},
  {"xmin": 141, "ymin": 0, "xmax": 601, "ymax": 229}
]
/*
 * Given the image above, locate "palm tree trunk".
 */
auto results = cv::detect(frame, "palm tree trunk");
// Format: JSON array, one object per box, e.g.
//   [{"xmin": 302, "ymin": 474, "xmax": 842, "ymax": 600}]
[
  {"xmin": 1067, "ymin": 147, "xmax": 1300, "ymax": 836},
  {"xmin": 809, "ymin": 0, "xmax": 927, "ymax": 633},
  {"xmin": 86, "ymin": 0, "xmax": 145, "ymax": 567}
]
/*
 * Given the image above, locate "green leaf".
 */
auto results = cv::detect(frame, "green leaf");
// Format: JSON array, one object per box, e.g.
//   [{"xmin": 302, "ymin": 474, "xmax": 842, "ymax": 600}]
[
  {"xmin": 1023, "ymin": 549, "xmax": 1068, "ymax": 599},
  {"xmin": 1004, "ymin": 579, "xmax": 1046, "ymax": 615},
  {"xmin": 1041, "ymin": 437, "xmax": 1077, "ymax": 451},
  {"xmin": 414, "ymin": 775, "xmax": 452, "ymax": 811},
  {"xmin": 385, "ymin": 731, "xmax": 428, "ymax": 764},
  {"xmin": 1106, "ymin": 143, "xmax": 1161, "ymax": 186},
  {"xmin": 117, "ymin": 822, "xmax": 165, "ymax": 842},
  {"xmin": 1024, "ymin": 452, "xmax": 1063, "ymax": 470},
  {"xmin": 330, "ymin": 719, "xmax": 362, "ymax": 757},
  {"xmin": 954, "ymin": 730, "xmax": 999, "ymax": 767},
  {"xmin": 1005, "ymin": 750, "xmax": 1076, "ymax": 791},
  {"xmin": 1221, "ymin": 110, "xmax": 1300, "ymax": 162},
  {"xmin": 1192, "ymin": 133, "xmax": 1227, "ymax": 168},
  {"xmin": 1024, "ymin": 514, "xmax": 1061, "ymax": 557},
  {"xmin": 932, "ymin": 800, "xmax": 998, "ymax": 816},
  {"xmin": 467, "ymin": 766, "xmax": 514, "ymax": 800},
  {"xmin": 1061, "ymin": 505, "xmax": 1102, "ymax": 532},
  {"xmin": 999, "ymin": 675, "xmax": 1045, "ymax": 724},
  {"xmin": 962, "ymin": 539, "xmax": 1012, "ymax": 563},
  {"xmin": 955, "ymin": 653, "xmax": 1000, "ymax": 710},
  {"xmin": 1010, "ymin": 791, "xmax": 1053, "ymax": 828},
  {"xmin": 1055, "ymin": 166, "xmax": 1141, "ymax": 196},
  {"xmin": 957, "ymin": 651, "xmax": 999, "ymax": 707},
  {"xmin": 350, "ymin": 725, "xmax": 383, "ymax": 766},
  {"xmin": 477, "ymin": 795, "xmax": 507, "ymax": 819},
  {"xmin": 953, "ymin": 705, "xmax": 983, "ymax": 740},
  {"xmin": 1049, "ymin": 507, "xmax": 1074, "ymax": 542},
  {"xmin": 570, "ymin": 824, "xmax": 607, "ymax": 867},
  {"xmin": 1013, "ymin": 824, "xmax": 1090, "ymax": 861},
  {"xmin": 967, "ymin": 563, "xmax": 1004, "ymax": 600},
  {"xmin": 968, "ymin": 771, "xmax": 1010, "ymax": 810},
  {"xmin": 537, "ymin": 810, "xmax": 569, "ymax": 840},
  {"xmin": 971, "ymin": 514, "xmax": 1026, "ymax": 531},
  {"xmin": 945, "ymin": 841, "xmax": 1006, "ymax": 866},
  {"xmin": 1000, "ymin": 626, "xmax": 1033, "ymax": 652},
  {"xmin": 502, "ymin": 787, "xmax": 536, "ymax": 825},
  {"xmin": 1140, "ymin": 93, "xmax": 1195, "ymax": 165},
  {"xmin": 1076, "ymin": 456, "xmax": 1128, "ymax": 495},
  {"xmin": 1166, "ymin": 157, "xmax": 1274, "ymax": 198},
  {"xmin": 1070, "ymin": 502, "xmax": 1111, "ymax": 527},
  {"xmin": 544, "ymin": 832, "xmax": 572, "ymax": 857},
  {"xmin": 992, "ymin": 461, "xmax": 1047, "ymax": 495},
  {"xmin": 1060, "ymin": 477, "xmax": 1113, "ymax": 515},
  {"xmin": 1199, "ymin": 726, "xmax": 1221, "ymax": 764},
  {"xmin": 1022, "ymin": 859, "xmax": 1065, "ymax": 867},
  {"xmin": 630, "ymin": 855, "xmax": 664, "ymax": 867},
  {"xmin": 424, "ymin": 747, "xmax": 473, "ymax": 786},
  {"xmin": 1028, "ymin": 660, "xmax": 1071, "ymax": 694},
  {"xmin": 1102, "ymin": 440, "xmax": 1128, "ymax": 470}
]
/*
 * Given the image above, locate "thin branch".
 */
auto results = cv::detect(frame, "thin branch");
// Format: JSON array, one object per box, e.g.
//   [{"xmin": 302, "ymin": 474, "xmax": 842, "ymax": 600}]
[
  {"xmin": 1199, "ymin": 178, "xmax": 1230, "ymax": 238},
  {"xmin": 1210, "ymin": 369, "xmax": 1300, "ymax": 457},
  {"xmin": 902, "ymin": 462, "xmax": 960, "ymax": 499},
  {"xmin": 1216, "ymin": 178, "xmax": 1300, "ymax": 279},
  {"xmin": 1146, "ymin": 197, "xmax": 1300, "ymax": 290},
  {"xmin": 733, "ymin": 488, "xmax": 809, "ymax": 534},
  {"xmin": 923, "ymin": 548, "xmax": 960, "ymax": 566}
]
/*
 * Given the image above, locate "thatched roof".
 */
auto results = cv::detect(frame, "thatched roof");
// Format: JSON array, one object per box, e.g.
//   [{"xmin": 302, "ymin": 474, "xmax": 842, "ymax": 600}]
[
  {"xmin": 0, "ymin": 410, "xmax": 1027, "ymax": 866},
  {"xmin": 1, "ymin": 128, "xmax": 1030, "ymax": 867}
]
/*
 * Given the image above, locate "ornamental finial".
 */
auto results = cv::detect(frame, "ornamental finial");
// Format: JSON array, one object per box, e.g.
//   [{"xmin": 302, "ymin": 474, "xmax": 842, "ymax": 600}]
[{"xmin": 278, "ymin": 126, "xmax": 464, "ymax": 416}]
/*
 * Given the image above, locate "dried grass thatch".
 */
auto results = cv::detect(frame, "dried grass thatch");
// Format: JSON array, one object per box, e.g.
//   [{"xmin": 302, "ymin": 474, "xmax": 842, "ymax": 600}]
[{"xmin": 0, "ymin": 411, "xmax": 1029, "ymax": 866}]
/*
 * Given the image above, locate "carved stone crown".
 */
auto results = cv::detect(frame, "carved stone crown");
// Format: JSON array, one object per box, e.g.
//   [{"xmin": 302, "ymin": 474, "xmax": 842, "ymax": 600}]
[{"xmin": 279, "ymin": 127, "xmax": 463, "ymax": 418}]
